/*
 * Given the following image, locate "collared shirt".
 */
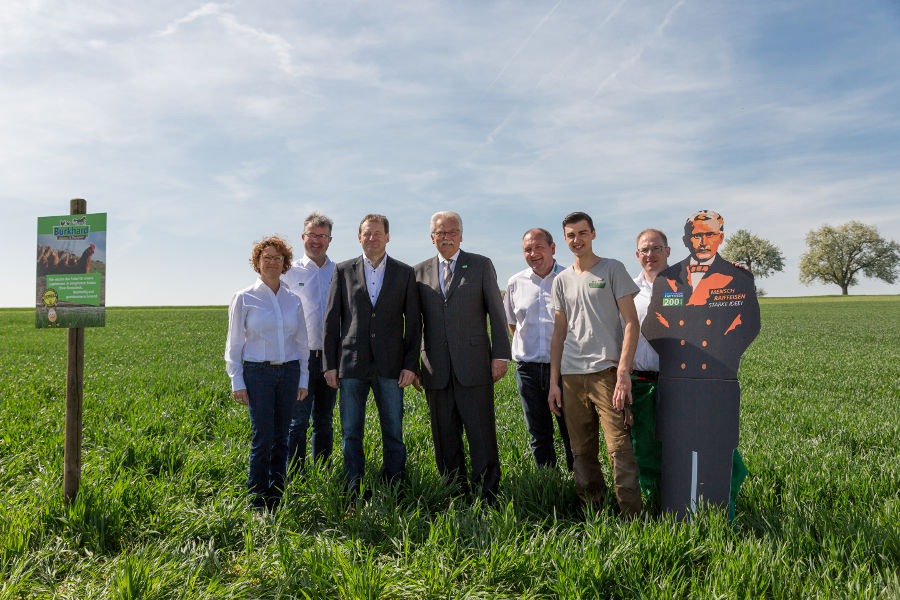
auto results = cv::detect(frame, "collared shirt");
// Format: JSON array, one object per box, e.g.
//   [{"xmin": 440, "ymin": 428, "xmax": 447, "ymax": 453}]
[
  {"xmin": 282, "ymin": 255, "xmax": 335, "ymax": 351},
  {"xmin": 225, "ymin": 279, "xmax": 310, "ymax": 392},
  {"xmin": 504, "ymin": 261, "xmax": 565, "ymax": 363},
  {"xmin": 631, "ymin": 271, "xmax": 660, "ymax": 372},
  {"xmin": 363, "ymin": 254, "xmax": 387, "ymax": 304},
  {"xmin": 437, "ymin": 248, "xmax": 461, "ymax": 296}
]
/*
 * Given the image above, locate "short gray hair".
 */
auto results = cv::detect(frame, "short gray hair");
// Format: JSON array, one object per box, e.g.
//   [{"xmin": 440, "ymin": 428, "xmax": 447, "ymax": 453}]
[
  {"xmin": 304, "ymin": 212, "xmax": 333, "ymax": 235},
  {"xmin": 430, "ymin": 211, "xmax": 462, "ymax": 233}
]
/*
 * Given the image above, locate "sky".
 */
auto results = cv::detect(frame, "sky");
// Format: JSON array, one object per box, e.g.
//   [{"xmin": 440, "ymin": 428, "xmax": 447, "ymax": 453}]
[{"xmin": 4, "ymin": 0, "xmax": 900, "ymax": 307}]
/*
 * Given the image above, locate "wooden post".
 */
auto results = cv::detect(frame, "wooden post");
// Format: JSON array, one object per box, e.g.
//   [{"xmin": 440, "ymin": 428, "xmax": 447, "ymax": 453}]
[{"xmin": 63, "ymin": 198, "xmax": 86, "ymax": 502}]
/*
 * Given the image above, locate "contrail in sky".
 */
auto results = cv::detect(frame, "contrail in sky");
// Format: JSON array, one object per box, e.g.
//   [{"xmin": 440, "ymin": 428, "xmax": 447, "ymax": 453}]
[
  {"xmin": 535, "ymin": 0, "xmax": 628, "ymax": 90},
  {"xmin": 487, "ymin": 0, "xmax": 564, "ymax": 90},
  {"xmin": 592, "ymin": 0, "xmax": 687, "ymax": 98}
]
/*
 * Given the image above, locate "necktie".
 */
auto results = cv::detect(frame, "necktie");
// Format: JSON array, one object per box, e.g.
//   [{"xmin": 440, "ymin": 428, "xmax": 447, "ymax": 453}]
[
  {"xmin": 689, "ymin": 264, "xmax": 709, "ymax": 273},
  {"xmin": 443, "ymin": 258, "xmax": 453, "ymax": 296}
]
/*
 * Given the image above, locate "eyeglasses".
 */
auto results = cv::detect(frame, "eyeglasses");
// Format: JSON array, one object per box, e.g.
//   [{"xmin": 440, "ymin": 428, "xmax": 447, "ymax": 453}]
[
  {"xmin": 304, "ymin": 233, "xmax": 331, "ymax": 240},
  {"xmin": 261, "ymin": 255, "xmax": 284, "ymax": 262},
  {"xmin": 432, "ymin": 230, "xmax": 460, "ymax": 238},
  {"xmin": 637, "ymin": 245, "xmax": 666, "ymax": 255}
]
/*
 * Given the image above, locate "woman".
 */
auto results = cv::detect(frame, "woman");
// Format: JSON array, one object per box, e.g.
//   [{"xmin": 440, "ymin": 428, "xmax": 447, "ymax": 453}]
[{"xmin": 225, "ymin": 235, "xmax": 309, "ymax": 511}]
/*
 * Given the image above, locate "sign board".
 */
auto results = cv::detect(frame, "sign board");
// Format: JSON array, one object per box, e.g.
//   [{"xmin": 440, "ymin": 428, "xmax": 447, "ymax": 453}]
[{"xmin": 36, "ymin": 213, "xmax": 107, "ymax": 328}]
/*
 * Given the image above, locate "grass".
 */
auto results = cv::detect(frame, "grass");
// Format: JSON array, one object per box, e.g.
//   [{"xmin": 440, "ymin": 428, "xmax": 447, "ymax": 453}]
[{"xmin": 1, "ymin": 297, "xmax": 898, "ymax": 598}]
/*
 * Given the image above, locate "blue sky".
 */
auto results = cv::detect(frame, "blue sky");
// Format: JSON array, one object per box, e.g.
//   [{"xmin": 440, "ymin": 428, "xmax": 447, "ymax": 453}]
[{"xmin": 4, "ymin": 0, "xmax": 899, "ymax": 306}]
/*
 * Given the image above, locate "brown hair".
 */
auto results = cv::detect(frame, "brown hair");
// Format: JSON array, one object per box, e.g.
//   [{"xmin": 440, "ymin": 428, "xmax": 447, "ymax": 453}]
[
  {"xmin": 359, "ymin": 214, "xmax": 390, "ymax": 234},
  {"xmin": 562, "ymin": 211, "xmax": 594, "ymax": 232},
  {"xmin": 250, "ymin": 235, "xmax": 293, "ymax": 275}
]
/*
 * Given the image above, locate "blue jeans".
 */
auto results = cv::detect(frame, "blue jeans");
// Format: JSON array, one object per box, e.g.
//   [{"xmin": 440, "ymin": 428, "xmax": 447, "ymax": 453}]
[
  {"xmin": 338, "ymin": 375, "xmax": 406, "ymax": 490},
  {"xmin": 288, "ymin": 352, "xmax": 337, "ymax": 468},
  {"xmin": 243, "ymin": 360, "xmax": 300, "ymax": 507},
  {"xmin": 515, "ymin": 361, "xmax": 574, "ymax": 470}
]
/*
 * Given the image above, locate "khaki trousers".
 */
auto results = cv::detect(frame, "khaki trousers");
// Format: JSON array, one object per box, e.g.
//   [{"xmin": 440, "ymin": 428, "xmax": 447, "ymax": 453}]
[{"xmin": 562, "ymin": 368, "xmax": 642, "ymax": 517}]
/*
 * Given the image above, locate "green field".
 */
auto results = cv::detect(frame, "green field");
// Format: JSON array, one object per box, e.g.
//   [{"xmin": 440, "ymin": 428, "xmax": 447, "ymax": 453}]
[{"xmin": 1, "ymin": 297, "xmax": 898, "ymax": 599}]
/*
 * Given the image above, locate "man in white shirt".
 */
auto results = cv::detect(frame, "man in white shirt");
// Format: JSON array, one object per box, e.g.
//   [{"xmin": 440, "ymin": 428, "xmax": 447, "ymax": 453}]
[
  {"xmin": 628, "ymin": 228, "xmax": 671, "ymax": 499},
  {"xmin": 323, "ymin": 214, "xmax": 420, "ymax": 498},
  {"xmin": 504, "ymin": 228, "xmax": 573, "ymax": 470},
  {"xmin": 283, "ymin": 212, "xmax": 338, "ymax": 469}
]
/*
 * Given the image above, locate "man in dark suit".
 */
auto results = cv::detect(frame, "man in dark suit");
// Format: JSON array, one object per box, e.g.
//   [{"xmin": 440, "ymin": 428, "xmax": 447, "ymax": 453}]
[
  {"xmin": 323, "ymin": 214, "xmax": 421, "ymax": 496},
  {"xmin": 642, "ymin": 210, "xmax": 760, "ymax": 519},
  {"xmin": 413, "ymin": 211, "xmax": 511, "ymax": 501}
]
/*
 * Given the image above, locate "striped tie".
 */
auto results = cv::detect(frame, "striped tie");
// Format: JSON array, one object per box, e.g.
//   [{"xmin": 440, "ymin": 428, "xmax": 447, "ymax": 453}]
[{"xmin": 443, "ymin": 258, "xmax": 453, "ymax": 296}]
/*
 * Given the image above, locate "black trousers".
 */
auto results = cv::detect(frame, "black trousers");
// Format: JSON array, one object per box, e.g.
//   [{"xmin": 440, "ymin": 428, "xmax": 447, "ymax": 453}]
[{"xmin": 425, "ymin": 372, "xmax": 501, "ymax": 500}]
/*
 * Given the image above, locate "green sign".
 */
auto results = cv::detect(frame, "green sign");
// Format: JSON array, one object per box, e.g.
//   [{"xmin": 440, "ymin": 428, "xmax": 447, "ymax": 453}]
[{"xmin": 36, "ymin": 213, "xmax": 107, "ymax": 328}]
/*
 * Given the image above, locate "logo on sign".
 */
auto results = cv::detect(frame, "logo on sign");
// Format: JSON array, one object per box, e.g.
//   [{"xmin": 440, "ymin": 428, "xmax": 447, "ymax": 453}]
[
  {"xmin": 42, "ymin": 288, "xmax": 59, "ymax": 307},
  {"xmin": 662, "ymin": 291, "xmax": 684, "ymax": 307}
]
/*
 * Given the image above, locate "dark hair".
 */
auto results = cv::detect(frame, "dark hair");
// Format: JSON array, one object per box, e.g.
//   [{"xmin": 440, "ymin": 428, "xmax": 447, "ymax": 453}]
[
  {"xmin": 523, "ymin": 228, "xmax": 554, "ymax": 245},
  {"xmin": 359, "ymin": 214, "xmax": 389, "ymax": 235},
  {"xmin": 250, "ymin": 235, "xmax": 293, "ymax": 275},
  {"xmin": 562, "ymin": 211, "xmax": 594, "ymax": 232},
  {"xmin": 636, "ymin": 228, "xmax": 668, "ymax": 247}
]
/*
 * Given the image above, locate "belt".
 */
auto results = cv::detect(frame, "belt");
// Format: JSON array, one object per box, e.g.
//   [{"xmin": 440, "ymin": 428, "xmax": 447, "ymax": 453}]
[
  {"xmin": 632, "ymin": 370, "xmax": 658, "ymax": 381},
  {"xmin": 309, "ymin": 349, "xmax": 323, "ymax": 359},
  {"xmin": 243, "ymin": 360, "xmax": 299, "ymax": 367}
]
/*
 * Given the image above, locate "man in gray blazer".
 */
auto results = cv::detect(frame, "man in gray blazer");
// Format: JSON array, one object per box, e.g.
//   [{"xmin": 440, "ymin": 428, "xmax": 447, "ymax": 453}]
[
  {"xmin": 413, "ymin": 211, "xmax": 511, "ymax": 501},
  {"xmin": 324, "ymin": 214, "xmax": 421, "ymax": 497}
]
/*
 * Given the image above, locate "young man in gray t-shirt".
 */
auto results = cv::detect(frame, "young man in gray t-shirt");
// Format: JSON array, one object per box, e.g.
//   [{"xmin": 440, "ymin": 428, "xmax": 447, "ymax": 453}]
[{"xmin": 548, "ymin": 211, "xmax": 643, "ymax": 517}]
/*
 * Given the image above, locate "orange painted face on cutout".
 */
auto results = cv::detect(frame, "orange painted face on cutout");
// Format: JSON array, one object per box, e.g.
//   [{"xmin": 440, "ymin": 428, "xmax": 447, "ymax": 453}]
[{"xmin": 687, "ymin": 220, "xmax": 723, "ymax": 261}]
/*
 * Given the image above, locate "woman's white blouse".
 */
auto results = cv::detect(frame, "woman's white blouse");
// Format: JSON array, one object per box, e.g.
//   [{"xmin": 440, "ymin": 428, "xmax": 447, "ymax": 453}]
[{"xmin": 225, "ymin": 278, "xmax": 310, "ymax": 392}]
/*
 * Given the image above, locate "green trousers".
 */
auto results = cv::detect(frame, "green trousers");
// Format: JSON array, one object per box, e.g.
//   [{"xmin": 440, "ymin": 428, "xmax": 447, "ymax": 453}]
[{"xmin": 630, "ymin": 376, "xmax": 748, "ymax": 519}]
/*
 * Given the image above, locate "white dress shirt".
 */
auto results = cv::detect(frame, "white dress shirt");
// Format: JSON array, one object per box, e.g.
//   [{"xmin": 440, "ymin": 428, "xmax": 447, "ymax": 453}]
[
  {"xmin": 631, "ymin": 272, "xmax": 660, "ymax": 372},
  {"xmin": 364, "ymin": 254, "xmax": 387, "ymax": 304},
  {"xmin": 437, "ymin": 248, "xmax": 461, "ymax": 296},
  {"xmin": 281, "ymin": 255, "xmax": 335, "ymax": 351},
  {"xmin": 225, "ymin": 279, "xmax": 310, "ymax": 392},
  {"xmin": 504, "ymin": 262, "xmax": 565, "ymax": 363}
]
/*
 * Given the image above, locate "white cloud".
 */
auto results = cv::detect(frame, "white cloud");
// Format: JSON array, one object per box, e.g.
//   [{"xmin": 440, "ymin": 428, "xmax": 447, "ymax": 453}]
[{"xmin": 3, "ymin": 0, "xmax": 899, "ymax": 306}]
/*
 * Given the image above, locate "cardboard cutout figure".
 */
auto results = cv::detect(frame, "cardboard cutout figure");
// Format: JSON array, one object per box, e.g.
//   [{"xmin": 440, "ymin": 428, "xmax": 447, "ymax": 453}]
[{"xmin": 642, "ymin": 210, "xmax": 760, "ymax": 520}]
